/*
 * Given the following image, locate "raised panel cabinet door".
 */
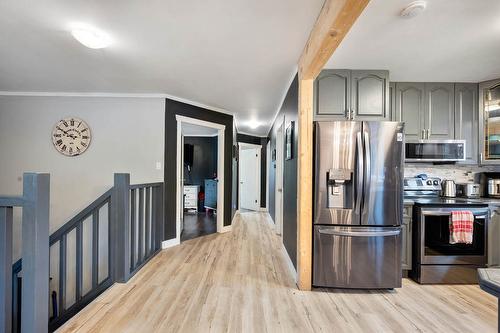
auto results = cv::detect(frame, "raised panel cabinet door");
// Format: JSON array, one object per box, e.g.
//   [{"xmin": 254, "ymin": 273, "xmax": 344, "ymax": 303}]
[
  {"xmin": 395, "ymin": 83, "xmax": 425, "ymax": 141},
  {"xmin": 455, "ymin": 83, "xmax": 478, "ymax": 164},
  {"xmin": 389, "ymin": 82, "xmax": 396, "ymax": 121},
  {"xmin": 351, "ymin": 70, "xmax": 389, "ymax": 120},
  {"xmin": 401, "ymin": 217, "xmax": 412, "ymax": 270},
  {"xmin": 315, "ymin": 69, "xmax": 350, "ymax": 118},
  {"xmin": 425, "ymin": 83, "xmax": 455, "ymax": 139}
]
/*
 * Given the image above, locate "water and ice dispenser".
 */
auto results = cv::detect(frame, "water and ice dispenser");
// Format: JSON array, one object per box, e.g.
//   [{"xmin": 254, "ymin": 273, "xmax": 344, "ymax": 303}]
[{"xmin": 326, "ymin": 168, "xmax": 352, "ymax": 209}]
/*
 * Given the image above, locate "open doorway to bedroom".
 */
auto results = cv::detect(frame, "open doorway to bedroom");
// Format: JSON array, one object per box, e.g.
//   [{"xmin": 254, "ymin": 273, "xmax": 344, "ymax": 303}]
[{"xmin": 176, "ymin": 116, "xmax": 225, "ymax": 242}]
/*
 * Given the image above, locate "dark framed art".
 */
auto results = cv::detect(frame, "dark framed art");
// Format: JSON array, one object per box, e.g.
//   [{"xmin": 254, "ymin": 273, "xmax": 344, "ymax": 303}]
[{"xmin": 285, "ymin": 121, "xmax": 294, "ymax": 160}]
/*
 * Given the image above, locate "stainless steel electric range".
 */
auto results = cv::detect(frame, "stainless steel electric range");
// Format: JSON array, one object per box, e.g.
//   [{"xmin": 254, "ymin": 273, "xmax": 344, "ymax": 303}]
[{"xmin": 404, "ymin": 176, "xmax": 488, "ymax": 284}]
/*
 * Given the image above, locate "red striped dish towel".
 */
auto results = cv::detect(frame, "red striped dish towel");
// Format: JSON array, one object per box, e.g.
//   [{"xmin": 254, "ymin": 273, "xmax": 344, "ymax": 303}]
[{"xmin": 450, "ymin": 211, "xmax": 474, "ymax": 244}]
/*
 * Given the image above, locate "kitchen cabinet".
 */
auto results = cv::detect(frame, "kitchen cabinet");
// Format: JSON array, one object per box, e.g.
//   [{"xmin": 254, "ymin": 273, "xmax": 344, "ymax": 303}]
[
  {"xmin": 489, "ymin": 205, "xmax": 500, "ymax": 267},
  {"xmin": 389, "ymin": 82, "xmax": 395, "ymax": 120},
  {"xmin": 479, "ymin": 78, "xmax": 500, "ymax": 164},
  {"xmin": 402, "ymin": 204, "xmax": 412, "ymax": 270},
  {"xmin": 425, "ymin": 83, "xmax": 455, "ymax": 139},
  {"xmin": 455, "ymin": 83, "xmax": 479, "ymax": 164},
  {"xmin": 315, "ymin": 69, "xmax": 390, "ymax": 120},
  {"xmin": 394, "ymin": 82, "xmax": 425, "ymax": 141},
  {"xmin": 394, "ymin": 82, "xmax": 454, "ymax": 140}
]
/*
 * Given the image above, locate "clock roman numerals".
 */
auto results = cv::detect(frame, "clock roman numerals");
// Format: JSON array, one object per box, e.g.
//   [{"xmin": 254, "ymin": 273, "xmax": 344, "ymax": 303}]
[{"xmin": 52, "ymin": 117, "xmax": 91, "ymax": 157}]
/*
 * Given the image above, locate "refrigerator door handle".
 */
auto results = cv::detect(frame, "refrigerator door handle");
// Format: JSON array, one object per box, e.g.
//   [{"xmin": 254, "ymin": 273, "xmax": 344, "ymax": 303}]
[
  {"xmin": 318, "ymin": 228, "xmax": 401, "ymax": 237},
  {"xmin": 363, "ymin": 131, "xmax": 371, "ymax": 216},
  {"xmin": 355, "ymin": 131, "xmax": 363, "ymax": 214}
]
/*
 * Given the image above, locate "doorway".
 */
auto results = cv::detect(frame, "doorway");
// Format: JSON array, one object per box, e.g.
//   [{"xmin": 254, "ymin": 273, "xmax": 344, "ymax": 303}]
[
  {"xmin": 176, "ymin": 116, "xmax": 225, "ymax": 243},
  {"xmin": 275, "ymin": 122, "xmax": 284, "ymax": 236},
  {"xmin": 238, "ymin": 142, "xmax": 261, "ymax": 211}
]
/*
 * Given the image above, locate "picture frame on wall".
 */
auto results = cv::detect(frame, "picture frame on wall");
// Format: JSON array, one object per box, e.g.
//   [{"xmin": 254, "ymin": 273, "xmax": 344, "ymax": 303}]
[{"xmin": 285, "ymin": 121, "xmax": 294, "ymax": 160}]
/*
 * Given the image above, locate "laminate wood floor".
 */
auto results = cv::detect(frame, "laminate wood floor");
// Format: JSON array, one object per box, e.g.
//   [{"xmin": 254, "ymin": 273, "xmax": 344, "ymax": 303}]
[
  {"xmin": 57, "ymin": 212, "xmax": 497, "ymax": 333},
  {"xmin": 181, "ymin": 212, "xmax": 217, "ymax": 242}
]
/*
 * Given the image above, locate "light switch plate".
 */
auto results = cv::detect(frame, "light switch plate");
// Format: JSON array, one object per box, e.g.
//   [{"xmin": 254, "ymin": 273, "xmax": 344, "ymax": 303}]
[{"xmin": 155, "ymin": 162, "xmax": 162, "ymax": 170}]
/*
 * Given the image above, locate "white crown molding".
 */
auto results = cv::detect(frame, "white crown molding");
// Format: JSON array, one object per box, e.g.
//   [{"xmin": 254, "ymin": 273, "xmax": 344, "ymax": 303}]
[{"xmin": 0, "ymin": 91, "xmax": 235, "ymax": 117}]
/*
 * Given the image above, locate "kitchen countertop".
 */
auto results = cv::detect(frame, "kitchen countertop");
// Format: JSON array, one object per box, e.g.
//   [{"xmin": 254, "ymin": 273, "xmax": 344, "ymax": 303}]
[{"xmin": 478, "ymin": 268, "xmax": 500, "ymax": 298}]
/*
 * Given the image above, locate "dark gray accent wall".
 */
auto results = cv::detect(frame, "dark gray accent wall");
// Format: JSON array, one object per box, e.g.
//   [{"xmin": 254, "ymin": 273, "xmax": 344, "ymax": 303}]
[
  {"xmin": 236, "ymin": 133, "xmax": 268, "ymax": 208},
  {"xmin": 164, "ymin": 99, "xmax": 234, "ymax": 240},
  {"xmin": 267, "ymin": 75, "xmax": 299, "ymax": 268},
  {"xmin": 183, "ymin": 136, "xmax": 218, "ymax": 187}
]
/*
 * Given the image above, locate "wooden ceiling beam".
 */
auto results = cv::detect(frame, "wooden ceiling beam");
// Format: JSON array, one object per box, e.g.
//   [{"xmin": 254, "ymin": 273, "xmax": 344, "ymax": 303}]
[
  {"xmin": 298, "ymin": 0, "xmax": 370, "ymax": 80},
  {"xmin": 296, "ymin": 0, "xmax": 370, "ymax": 291}
]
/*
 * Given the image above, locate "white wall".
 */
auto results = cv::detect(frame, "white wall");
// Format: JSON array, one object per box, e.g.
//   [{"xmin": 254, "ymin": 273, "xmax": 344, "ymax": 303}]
[{"xmin": 0, "ymin": 96, "xmax": 165, "ymax": 260}]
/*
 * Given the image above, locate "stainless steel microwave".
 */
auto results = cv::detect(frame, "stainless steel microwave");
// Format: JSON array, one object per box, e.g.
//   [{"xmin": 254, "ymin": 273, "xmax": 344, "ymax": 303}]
[{"xmin": 405, "ymin": 140, "xmax": 466, "ymax": 162}]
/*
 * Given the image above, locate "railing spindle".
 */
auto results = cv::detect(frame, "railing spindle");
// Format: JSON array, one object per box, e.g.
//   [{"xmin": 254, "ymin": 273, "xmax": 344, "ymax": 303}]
[
  {"xmin": 59, "ymin": 235, "xmax": 67, "ymax": 314},
  {"xmin": 75, "ymin": 223, "xmax": 83, "ymax": 301},
  {"xmin": 145, "ymin": 187, "xmax": 151, "ymax": 256},
  {"xmin": 130, "ymin": 189, "xmax": 136, "ymax": 271},
  {"xmin": 92, "ymin": 210, "xmax": 99, "ymax": 288},
  {"xmin": 138, "ymin": 188, "xmax": 145, "ymax": 264}
]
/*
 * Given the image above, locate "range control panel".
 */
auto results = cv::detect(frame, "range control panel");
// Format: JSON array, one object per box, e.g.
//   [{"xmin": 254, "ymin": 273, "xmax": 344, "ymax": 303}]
[{"xmin": 404, "ymin": 177, "xmax": 442, "ymax": 191}]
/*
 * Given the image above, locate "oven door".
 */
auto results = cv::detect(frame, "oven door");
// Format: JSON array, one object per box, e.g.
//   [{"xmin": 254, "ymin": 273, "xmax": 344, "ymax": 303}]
[{"xmin": 418, "ymin": 208, "xmax": 488, "ymax": 265}]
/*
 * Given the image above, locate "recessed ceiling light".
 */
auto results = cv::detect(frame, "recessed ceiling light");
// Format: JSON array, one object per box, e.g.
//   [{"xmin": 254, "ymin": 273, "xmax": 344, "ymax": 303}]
[
  {"xmin": 400, "ymin": 1, "xmax": 427, "ymax": 19},
  {"xmin": 71, "ymin": 24, "xmax": 111, "ymax": 49}
]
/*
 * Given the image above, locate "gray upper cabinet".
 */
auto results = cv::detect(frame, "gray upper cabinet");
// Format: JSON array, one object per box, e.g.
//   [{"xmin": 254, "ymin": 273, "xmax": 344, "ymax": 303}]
[
  {"xmin": 389, "ymin": 82, "xmax": 396, "ymax": 120},
  {"xmin": 455, "ymin": 83, "xmax": 478, "ymax": 164},
  {"xmin": 479, "ymin": 78, "xmax": 500, "ymax": 165},
  {"xmin": 351, "ymin": 70, "xmax": 390, "ymax": 120},
  {"xmin": 395, "ymin": 82, "xmax": 425, "ymax": 141},
  {"xmin": 425, "ymin": 83, "xmax": 455, "ymax": 140},
  {"xmin": 315, "ymin": 69, "xmax": 389, "ymax": 120},
  {"xmin": 315, "ymin": 69, "xmax": 350, "ymax": 118}
]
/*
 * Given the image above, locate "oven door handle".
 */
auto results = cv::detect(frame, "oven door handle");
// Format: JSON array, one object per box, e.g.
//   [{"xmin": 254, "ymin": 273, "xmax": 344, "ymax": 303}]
[{"xmin": 475, "ymin": 215, "xmax": 487, "ymax": 219}]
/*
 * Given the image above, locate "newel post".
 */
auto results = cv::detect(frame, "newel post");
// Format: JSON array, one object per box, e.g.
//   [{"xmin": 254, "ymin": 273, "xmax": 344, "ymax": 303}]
[
  {"xmin": 111, "ymin": 173, "xmax": 131, "ymax": 283},
  {"xmin": 21, "ymin": 173, "xmax": 50, "ymax": 333},
  {"xmin": 0, "ymin": 206, "xmax": 13, "ymax": 333}
]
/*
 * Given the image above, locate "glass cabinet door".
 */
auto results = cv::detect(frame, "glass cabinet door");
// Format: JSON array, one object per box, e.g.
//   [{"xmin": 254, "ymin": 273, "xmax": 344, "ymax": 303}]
[{"xmin": 480, "ymin": 80, "xmax": 500, "ymax": 163}]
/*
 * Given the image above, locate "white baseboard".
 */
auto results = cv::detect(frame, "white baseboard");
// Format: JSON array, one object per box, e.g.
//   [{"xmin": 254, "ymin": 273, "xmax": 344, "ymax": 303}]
[
  {"xmin": 259, "ymin": 207, "xmax": 268, "ymax": 212},
  {"xmin": 161, "ymin": 238, "xmax": 180, "ymax": 249},
  {"xmin": 282, "ymin": 243, "xmax": 297, "ymax": 283},
  {"xmin": 221, "ymin": 225, "xmax": 232, "ymax": 233},
  {"xmin": 234, "ymin": 209, "xmax": 240, "ymax": 215}
]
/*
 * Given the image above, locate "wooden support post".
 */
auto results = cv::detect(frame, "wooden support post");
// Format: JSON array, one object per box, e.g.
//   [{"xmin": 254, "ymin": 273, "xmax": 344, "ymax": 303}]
[
  {"xmin": 0, "ymin": 207, "xmax": 13, "ymax": 333},
  {"xmin": 22, "ymin": 173, "xmax": 50, "ymax": 333},
  {"xmin": 296, "ymin": 0, "xmax": 369, "ymax": 291},
  {"xmin": 111, "ymin": 173, "xmax": 131, "ymax": 283}
]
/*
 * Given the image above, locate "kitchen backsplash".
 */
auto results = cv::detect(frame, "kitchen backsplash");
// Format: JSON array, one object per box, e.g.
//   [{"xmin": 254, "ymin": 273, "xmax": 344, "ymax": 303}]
[{"xmin": 405, "ymin": 164, "xmax": 500, "ymax": 183}]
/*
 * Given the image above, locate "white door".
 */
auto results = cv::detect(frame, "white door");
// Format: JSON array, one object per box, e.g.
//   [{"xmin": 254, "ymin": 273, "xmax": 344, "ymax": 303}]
[
  {"xmin": 240, "ymin": 148, "xmax": 260, "ymax": 211},
  {"xmin": 275, "ymin": 125, "xmax": 284, "ymax": 236}
]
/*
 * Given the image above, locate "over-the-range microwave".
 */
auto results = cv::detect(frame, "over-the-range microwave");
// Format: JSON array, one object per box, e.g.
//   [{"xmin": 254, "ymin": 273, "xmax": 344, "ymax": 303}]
[{"xmin": 405, "ymin": 140, "xmax": 466, "ymax": 162}]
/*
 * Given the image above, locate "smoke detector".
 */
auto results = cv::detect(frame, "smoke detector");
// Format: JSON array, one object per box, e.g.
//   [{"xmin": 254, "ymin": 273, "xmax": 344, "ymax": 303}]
[{"xmin": 400, "ymin": 1, "xmax": 427, "ymax": 18}]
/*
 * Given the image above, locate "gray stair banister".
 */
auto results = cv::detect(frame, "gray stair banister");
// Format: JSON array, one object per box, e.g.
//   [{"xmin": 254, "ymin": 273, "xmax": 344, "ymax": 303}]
[
  {"xmin": 1, "ymin": 206, "xmax": 13, "ymax": 333},
  {"xmin": 111, "ymin": 173, "xmax": 131, "ymax": 283},
  {"xmin": 21, "ymin": 173, "xmax": 50, "ymax": 333}
]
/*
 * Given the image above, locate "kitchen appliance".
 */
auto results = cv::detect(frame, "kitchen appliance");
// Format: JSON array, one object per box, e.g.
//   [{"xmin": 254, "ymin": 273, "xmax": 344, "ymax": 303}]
[
  {"xmin": 404, "ymin": 177, "xmax": 488, "ymax": 284},
  {"xmin": 313, "ymin": 121, "xmax": 404, "ymax": 289},
  {"xmin": 441, "ymin": 179, "xmax": 457, "ymax": 197},
  {"xmin": 456, "ymin": 183, "xmax": 480, "ymax": 198},
  {"xmin": 405, "ymin": 140, "xmax": 466, "ymax": 162},
  {"xmin": 479, "ymin": 172, "xmax": 500, "ymax": 197}
]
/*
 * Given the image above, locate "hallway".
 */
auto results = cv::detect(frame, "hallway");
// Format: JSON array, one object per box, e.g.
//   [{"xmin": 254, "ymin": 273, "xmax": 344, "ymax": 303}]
[{"xmin": 58, "ymin": 212, "xmax": 497, "ymax": 333}]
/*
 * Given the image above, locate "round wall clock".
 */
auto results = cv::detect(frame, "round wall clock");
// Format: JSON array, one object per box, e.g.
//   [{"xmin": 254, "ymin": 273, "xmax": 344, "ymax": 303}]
[{"xmin": 52, "ymin": 117, "xmax": 91, "ymax": 156}]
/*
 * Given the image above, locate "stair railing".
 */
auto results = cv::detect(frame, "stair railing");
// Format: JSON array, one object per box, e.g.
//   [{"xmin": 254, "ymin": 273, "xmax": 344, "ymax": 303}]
[
  {"xmin": 1, "ymin": 173, "xmax": 50, "ymax": 333},
  {"xmin": 5, "ymin": 173, "xmax": 164, "ymax": 333}
]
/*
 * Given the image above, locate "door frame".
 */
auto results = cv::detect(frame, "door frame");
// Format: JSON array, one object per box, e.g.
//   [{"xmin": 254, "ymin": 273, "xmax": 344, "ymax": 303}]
[
  {"xmin": 275, "ymin": 119, "xmax": 284, "ymax": 237},
  {"xmin": 175, "ymin": 115, "xmax": 225, "ymax": 243},
  {"xmin": 238, "ymin": 142, "xmax": 262, "ymax": 211}
]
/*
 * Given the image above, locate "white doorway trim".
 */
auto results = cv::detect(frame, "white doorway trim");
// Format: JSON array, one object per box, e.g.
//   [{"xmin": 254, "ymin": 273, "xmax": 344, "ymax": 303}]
[
  {"xmin": 238, "ymin": 142, "xmax": 262, "ymax": 211},
  {"xmin": 275, "ymin": 119, "xmax": 284, "ymax": 238},
  {"xmin": 175, "ymin": 115, "xmax": 226, "ymax": 244}
]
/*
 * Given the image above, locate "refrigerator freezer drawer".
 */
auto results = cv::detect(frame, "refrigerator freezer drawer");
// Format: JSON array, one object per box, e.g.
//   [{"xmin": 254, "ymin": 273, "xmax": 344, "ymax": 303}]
[{"xmin": 313, "ymin": 226, "xmax": 402, "ymax": 289}]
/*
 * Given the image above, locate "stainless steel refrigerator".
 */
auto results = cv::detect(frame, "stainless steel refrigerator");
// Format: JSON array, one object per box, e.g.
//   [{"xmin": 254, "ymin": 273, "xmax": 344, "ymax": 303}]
[{"xmin": 313, "ymin": 121, "xmax": 404, "ymax": 289}]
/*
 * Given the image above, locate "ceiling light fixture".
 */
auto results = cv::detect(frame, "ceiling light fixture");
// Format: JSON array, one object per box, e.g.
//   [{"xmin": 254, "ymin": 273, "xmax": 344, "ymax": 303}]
[
  {"xmin": 247, "ymin": 119, "xmax": 262, "ymax": 130},
  {"xmin": 71, "ymin": 24, "xmax": 112, "ymax": 49},
  {"xmin": 400, "ymin": 1, "xmax": 427, "ymax": 19}
]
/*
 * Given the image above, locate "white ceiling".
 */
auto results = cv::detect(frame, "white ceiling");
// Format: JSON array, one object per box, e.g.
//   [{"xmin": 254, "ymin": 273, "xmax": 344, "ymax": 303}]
[
  {"xmin": 325, "ymin": 0, "xmax": 500, "ymax": 82},
  {"xmin": 182, "ymin": 123, "xmax": 218, "ymax": 136},
  {"xmin": 0, "ymin": 0, "xmax": 324, "ymax": 136}
]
